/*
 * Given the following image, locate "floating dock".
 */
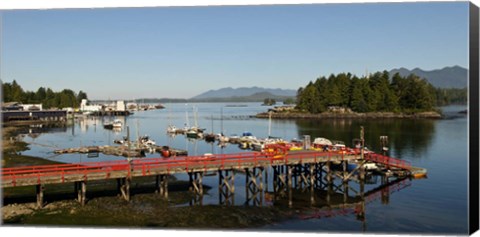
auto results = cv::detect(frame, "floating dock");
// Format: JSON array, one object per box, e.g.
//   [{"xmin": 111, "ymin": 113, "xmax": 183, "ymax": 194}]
[{"xmin": 53, "ymin": 145, "xmax": 188, "ymax": 158}]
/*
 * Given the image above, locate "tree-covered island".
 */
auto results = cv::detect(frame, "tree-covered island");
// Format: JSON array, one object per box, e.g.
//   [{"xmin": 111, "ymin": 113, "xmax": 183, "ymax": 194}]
[{"xmin": 257, "ymin": 71, "xmax": 467, "ymax": 119}]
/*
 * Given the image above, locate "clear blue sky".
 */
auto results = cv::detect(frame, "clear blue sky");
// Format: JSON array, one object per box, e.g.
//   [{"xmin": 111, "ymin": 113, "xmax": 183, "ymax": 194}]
[{"xmin": 1, "ymin": 2, "xmax": 469, "ymax": 100}]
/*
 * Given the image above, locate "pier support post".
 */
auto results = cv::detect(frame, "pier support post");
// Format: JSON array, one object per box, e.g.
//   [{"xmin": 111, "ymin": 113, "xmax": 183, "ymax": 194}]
[
  {"xmin": 293, "ymin": 165, "xmax": 299, "ymax": 189},
  {"xmin": 245, "ymin": 167, "xmax": 264, "ymax": 206},
  {"xmin": 381, "ymin": 180, "xmax": 390, "ymax": 205},
  {"xmin": 359, "ymin": 163, "xmax": 366, "ymax": 181},
  {"xmin": 219, "ymin": 170, "xmax": 235, "ymax": 205},
  {"xmin": 156, "ymin": 175, "xmax": 168, "ymax": 199},
  {"xmin": 296, "ymin": 164, "xmax": 316, "ymax": 191},
  {"xmin": 189, "ymin": 172, "xmax": 204, "ymax": 206},
  {"xmin": 326, "ymin": 161, "xmax": 333, "ymax": 183},
  {"xmin": 118, "ymin": 177, "xmax": 131, "ymax": 202},
  {"xmin": 189, "ymin": 172, "xmax": 204, "ymax": 195},
  {"xmin": 265, "ymin": 167, "xmax": 269, "ymax": 192},
  {"xmin": 326, "ymin": 163, "xmax": 334, "ymax": 205},
  {"xmin": 273, "ymin": 165, "xmax": 287, "ymax": 194},
  {"xmin": 36, "ymin": 184, "xmax": 45, "ymax": 208},
  {"xmin": 309, "ymin": 164, "xmax": 315, "ymax": 205},
  {"xmin": 75, "ymin": 181, "xmax": 87, "ymax": 206},
  {"xmin": 314, "ymin": 163, "xmax": 324, "ymax": 189},
  {"xmin": 287, "ymin": 165, "xmax": 293, "ymax": 207},
  {"xmin": 343, "ymin": 181, "xmax": 349, "ymax": 203}
]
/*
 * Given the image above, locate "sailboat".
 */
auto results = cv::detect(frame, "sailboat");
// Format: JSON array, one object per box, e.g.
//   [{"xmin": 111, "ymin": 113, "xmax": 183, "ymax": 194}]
[{"xmin": 185, "ymin": 106, "xmax": 205, "ymax": 139}]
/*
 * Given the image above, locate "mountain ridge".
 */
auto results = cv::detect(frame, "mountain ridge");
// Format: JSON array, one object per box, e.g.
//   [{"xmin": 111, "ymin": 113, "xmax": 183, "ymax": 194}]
[
  {"xmin": 389, "ymin": 65, "xmax": 467, "ymax": 88},
  {"xmin": 191, "ymin": 86, "xmax": 297, "ymax": 99}
]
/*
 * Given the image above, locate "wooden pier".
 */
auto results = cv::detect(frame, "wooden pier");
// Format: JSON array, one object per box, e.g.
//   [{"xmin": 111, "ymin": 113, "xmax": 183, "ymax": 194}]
[
  {"xmin": 2, "ymin": 110, "xmax": 67, "ymax": 124},
  {"xmin": 1, "ymin": 147, "xmax": 423, "ymax": 208}
]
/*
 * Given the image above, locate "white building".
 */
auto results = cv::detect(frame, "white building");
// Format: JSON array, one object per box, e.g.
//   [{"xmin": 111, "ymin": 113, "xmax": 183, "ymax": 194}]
[
  {"xmin": 22, "ymin": 104, "xmax": 43, "ymax": 111},
  {"xmin": 116, "ymin": 100, "xmax": 126, "ymax": 112},
  {"xmin": 80, "ymin": 99, "xmax": 102, "ymax": 112}
]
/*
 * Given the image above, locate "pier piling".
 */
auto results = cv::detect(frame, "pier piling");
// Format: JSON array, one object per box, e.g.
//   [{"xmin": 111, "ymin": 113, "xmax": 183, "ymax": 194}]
[
  {"xmin": 156, "ymin": 175, "xmax": 168, "ymax": 199},
  {"xmin": 36, "ymin": 184, "xmax": 45, "ymax": 208},
  {"xmin": 75, "ymin": 181, "xmax": 87, "ymax": 206},
  {"xmin": 219, "ymin": 170, "xmax": 235, "ymax": 205},
  {"xmin": 118, "ymin": 177, "xmax": 131, "ymax": 201},
  {"xmin": 245, "ymin": 167, "xmax": 264, "ymax": 206}
]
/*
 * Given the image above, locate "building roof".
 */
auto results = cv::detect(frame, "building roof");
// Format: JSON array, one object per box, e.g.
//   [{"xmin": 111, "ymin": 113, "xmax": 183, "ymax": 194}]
[{"xmin": 2, "ymin": 102, "xmax": 22, "ymax": 107}]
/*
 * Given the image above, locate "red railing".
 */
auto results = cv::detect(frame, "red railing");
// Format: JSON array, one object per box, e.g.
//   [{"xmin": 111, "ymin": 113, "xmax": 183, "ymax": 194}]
[
  {"xmin": 1, "ymin": 150, "xmax": 409, "ymax": 187},
  {"xmin": 364, "ymin": 153, "xmax": 411, "ymax": 170}
]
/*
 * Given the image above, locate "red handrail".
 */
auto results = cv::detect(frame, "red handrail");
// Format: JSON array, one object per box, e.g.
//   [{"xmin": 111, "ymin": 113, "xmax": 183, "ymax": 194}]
[{"xmin": 1, "ymin": 151, "xmax": 411, "ymax": 187}]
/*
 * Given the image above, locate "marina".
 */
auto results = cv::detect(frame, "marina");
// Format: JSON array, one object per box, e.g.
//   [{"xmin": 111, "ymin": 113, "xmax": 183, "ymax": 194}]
[
  {"xmin": 1, "ymin": 103, "xmax": 469, "ymax": 233},
  {"xmin": 1, "ymin": 2, "xmax": 476, "ymax": 234}
]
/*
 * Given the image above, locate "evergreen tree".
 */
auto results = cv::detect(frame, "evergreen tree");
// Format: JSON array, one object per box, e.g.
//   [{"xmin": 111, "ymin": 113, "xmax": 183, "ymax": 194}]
[
  {"xmin": 2, "ymin": 81, "xmax": 12, "ymax": 102},
  {"xmin": 11, "ymin": 80, "xmax": 25, "ymax": 102},
  {"xmin": 349, "ymin": 77, "xmax": 368, "ymax": 112},
  {"xmin": 35, "ymin": 87, "xmax": 47, "ymax": 102},
  {"xmin": 77, "ymin": 90, "xmax": 88, "ymax": 105}
]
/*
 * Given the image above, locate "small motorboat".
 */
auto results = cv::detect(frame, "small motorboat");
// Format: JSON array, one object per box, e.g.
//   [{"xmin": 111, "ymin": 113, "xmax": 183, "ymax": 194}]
[{"xmin": 104, "ymin": 119, "xmax": 122, "ymax": 129}]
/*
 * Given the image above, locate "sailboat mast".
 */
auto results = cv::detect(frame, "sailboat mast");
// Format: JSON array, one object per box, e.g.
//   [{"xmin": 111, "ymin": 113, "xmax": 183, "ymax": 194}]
[
  {"xmin": 211, "ymin": 114, "xmax": 214, "ymax": 134},
  {"xmin": 220, "ymin": 107, "xmax": 224, "ymax": 135},
  {"xmin": 268, "ymin": 111, "xmax": 272, "ymax": 138},
  {"xmin": 194, "ymin": 106, "xmax": 198, "ymax": 128}
]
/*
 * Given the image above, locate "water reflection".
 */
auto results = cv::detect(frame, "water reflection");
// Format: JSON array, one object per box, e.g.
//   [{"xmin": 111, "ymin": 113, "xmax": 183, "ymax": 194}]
[
  {"xmin": 9, "ymin": 124, "xmax": 67, "ymax": 139},
  {"xmin": 295, "ymin": 119, "xmax": 436, "ymax": 159},
  {"xmin": 184, "ymin": 167, "xmax": 411, "ymax": 233}
]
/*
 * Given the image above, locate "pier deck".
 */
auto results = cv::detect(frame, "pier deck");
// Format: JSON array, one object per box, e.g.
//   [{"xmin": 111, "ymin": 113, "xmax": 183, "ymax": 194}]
[{"xmin": 1, "ymin": 149, "xmax": 422, "ymax": 207}]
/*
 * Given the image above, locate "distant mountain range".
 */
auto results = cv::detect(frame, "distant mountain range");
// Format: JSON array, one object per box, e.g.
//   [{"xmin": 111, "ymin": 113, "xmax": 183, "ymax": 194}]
[
  {"xmin": 125, "ymin": 66, "xmax": 466, "ymax": 103},
  {"xmin": 389, "ymin": 65, "xmax": 467, "ymax": 88},
  {"xmin": 191, "ymin": 87, "xmax": 297, "ymax": 100}
]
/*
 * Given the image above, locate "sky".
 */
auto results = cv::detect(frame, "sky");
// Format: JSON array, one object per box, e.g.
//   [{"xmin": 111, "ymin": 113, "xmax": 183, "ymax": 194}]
[{"xmin": 0, "ymin": 1, "xmax": 470, "ymax": 100}]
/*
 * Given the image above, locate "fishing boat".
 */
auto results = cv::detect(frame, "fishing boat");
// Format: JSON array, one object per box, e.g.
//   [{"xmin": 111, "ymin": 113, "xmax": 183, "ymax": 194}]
[
  {"xmin": 228, "ymin": 134, "xmax": 240, "ymax": 144},
  {"xmin": 186, "ymin": 127, "xmax": 204, "ymax": 139},
  {"xmin": 104, "ymin": 119, "xmax": 122, "ymax": 129},
  {"xmin": 239, "ymin": 131, "xmax": 256, "ymax": 149},
  {"xmin": 139, "ymin": 135, "xmax": 156, "ymax": 146},
  {"xmin": 250, "ymin": 139, "xmax": 265, "ymax": 151},
  {"xmin": 167, "ymin": 125, "xmax": 186, "ymax": 134},
  {"xmin": 312, "ymin": 137, "xmax": 332, "ymax": 150},
  {"xmin": 112, "ymin": 119, "xmax": 122, "ymax": 128}
]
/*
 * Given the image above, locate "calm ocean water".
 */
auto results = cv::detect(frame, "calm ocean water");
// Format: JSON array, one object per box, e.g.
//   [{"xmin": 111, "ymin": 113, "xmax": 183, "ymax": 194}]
[{"xmin": 20, "ymin": 103, "xmax": 469, "ymax": 234}]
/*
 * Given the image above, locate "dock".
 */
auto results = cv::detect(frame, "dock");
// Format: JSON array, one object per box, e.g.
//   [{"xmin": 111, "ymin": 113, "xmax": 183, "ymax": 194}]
[
  {"xmin": 1, "ymin": 147, "xmax": 425, "ymax": 208},
  {"xmin": 53, "ymin": 145, "xmax": 188, "ymax": 158}
]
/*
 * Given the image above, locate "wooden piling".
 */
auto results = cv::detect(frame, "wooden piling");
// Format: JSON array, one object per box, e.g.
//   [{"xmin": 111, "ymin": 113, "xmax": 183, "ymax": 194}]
[
  {"xmin": 189, "ymin": 172, "xmax": 204, "ymax": 196},
  {"xmin": 119, "ymin": 177, "xmax": 131, "ymax": 201},
  {"xmin": 287, "ymin": 165, "xmax": 293, "ymax": 207},
  {"xmin": 219, "ymin": 170, "xmax": 235, "ymax": 205},
  {"xmin": 36, "ymin": 184, "xmax": 44, "ymax": 208},
  {"xmin": 157, "ymin": 175, "xmax": 168, "ymax": 199},
  {"xmin": 77, "ymin": 181, "xmax": 87, "ymax": 206},
  {"xmin": 309, "ymin": 164, "xmax": 315, "ymax": 205}
]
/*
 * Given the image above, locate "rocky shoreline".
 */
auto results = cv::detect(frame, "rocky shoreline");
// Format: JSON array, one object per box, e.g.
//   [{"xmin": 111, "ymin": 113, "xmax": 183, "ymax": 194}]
[{"xmin": 255, "ymin": 111, "xmax": 443, "ymax": 119}]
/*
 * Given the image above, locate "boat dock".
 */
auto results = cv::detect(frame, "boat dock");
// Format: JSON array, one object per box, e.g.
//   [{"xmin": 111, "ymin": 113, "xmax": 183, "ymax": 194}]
[
  {"xmin": 1, "ymin": 147, "xmax": 426, "ymax": 208},
  {"xmin": 53, "ymin": 145, "xmax": 188, "ymax": 158}
]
